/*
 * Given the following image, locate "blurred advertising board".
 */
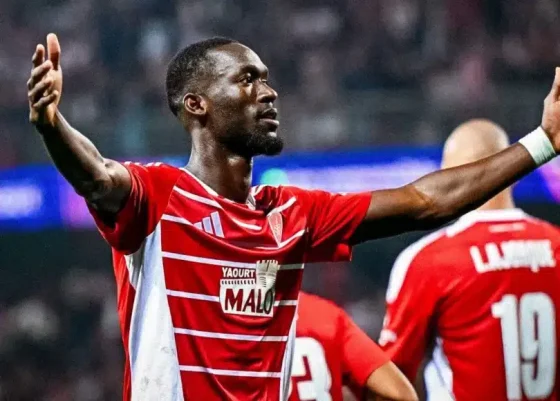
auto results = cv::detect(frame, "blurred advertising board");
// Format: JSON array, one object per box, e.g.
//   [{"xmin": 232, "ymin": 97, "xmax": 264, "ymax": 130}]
[
  {"xmin": 0, "ymin": 149, "xmax": 558, "ymax": 232},
  {"xmin": 0, "ymin": 165, "xmax": 62, "ymax": 230}
]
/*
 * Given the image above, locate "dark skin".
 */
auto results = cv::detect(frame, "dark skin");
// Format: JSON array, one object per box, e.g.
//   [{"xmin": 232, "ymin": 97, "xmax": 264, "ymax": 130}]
[{"xmin": 28, "ymin": 34, "xmax": 560, "ymax": 242}]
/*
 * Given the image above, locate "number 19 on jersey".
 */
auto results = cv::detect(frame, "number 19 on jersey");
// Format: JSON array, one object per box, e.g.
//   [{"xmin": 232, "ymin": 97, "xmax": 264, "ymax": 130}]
[{"xmin": 492, "ymin": 292, "xmax": 556, "ymax": 400}]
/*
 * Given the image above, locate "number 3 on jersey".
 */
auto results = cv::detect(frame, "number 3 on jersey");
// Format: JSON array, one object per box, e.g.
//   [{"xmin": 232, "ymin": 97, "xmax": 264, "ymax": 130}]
[
  {"xmin": 290, "ymin": 337, "xmax": 333, "ymax": 401},
  {"xmin": 492, "ymin": 292, "xmax": 556, "ymax": 400}
]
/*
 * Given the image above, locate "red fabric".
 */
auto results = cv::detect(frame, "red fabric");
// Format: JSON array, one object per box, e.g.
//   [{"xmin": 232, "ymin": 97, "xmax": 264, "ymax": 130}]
[
  {"xmin": 289, "ymin": 292, "xmax": 389, "ymax": 401},
  {"xmin": 276, "ymin": 187, "xmax": 371, "ymax": 262},
  {"xmin": 88, "ymin": 162, "xmax": 181, "ymax": 254},
  {"xmin": 86, "ymin": 164, "xmax": 370, "ymax": 401},
  {"xmin": 381, "ymin": 211, "xmax": 560, "ymax": 401}
]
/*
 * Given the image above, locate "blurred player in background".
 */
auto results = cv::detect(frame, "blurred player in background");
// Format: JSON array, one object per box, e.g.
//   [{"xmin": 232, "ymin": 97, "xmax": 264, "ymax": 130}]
[
  {"xmin": 27, "ymin": 29, "xmax": 560, "ymax": 401},
  {"xmin": 290, "ymin": 292, "xmax": 417, "ymax": 401},
  {"xmin": 380, "ymin": 119, "xmax": 560, "ymax": 401}
]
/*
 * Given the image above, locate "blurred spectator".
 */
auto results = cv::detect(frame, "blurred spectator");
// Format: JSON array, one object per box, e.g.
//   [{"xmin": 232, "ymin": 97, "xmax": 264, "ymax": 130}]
[{"xmin": 2, "ymin": 0, "xmax": 560, "ymax": 166}]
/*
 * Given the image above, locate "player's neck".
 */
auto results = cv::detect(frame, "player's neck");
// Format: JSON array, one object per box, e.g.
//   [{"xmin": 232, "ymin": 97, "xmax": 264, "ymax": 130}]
[
  {"xmin": 186, "ymin": 148, "xmax": 253, "ymax": 204},
  {"xmin": 477, "ymin": 191, "xmax": 515, "ymax": 212}
]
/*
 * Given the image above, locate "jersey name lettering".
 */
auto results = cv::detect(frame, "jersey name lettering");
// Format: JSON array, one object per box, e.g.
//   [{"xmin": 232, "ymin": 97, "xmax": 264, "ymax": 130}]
[{"xmin": 470, "ymin": 240, "xmax": 555, "ymax": 273}]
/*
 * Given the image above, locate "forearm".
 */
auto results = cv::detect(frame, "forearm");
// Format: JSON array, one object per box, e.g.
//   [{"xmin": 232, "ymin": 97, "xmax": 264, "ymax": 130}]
[
  {"xmin": 365, "ymin": 363, "xmax": 418, "ymax": 401},
  {"xmin": 409, "ymin": 143, "xmax": 534, "ymax": 227},
  {"xmin": 37, "ymin": 111, "xmax": 111, "ymax": 199}
]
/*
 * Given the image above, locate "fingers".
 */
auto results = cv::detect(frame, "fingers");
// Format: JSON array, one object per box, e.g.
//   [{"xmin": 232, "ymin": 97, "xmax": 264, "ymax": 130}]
[
  {"xmin": 32, "ymin": 44, "xmax": 45, "ymax": 68},
  {"xmin": 28, "ymin": 77, "xmax": 54, "ymax": 104},
  {"xmin": 547, "ymin": 67, "xmax": 560, "ymax": 103},
  {"xmin": 46, "ymin": 33, "xmax": 61, "ymax": 70},
  {"xmin": 27, "ymin": 61, "xmax": 52, "ymax": 89},
  {"xmin": 32, "ymin": 91, "xmax": 58, "ymax": 110}
]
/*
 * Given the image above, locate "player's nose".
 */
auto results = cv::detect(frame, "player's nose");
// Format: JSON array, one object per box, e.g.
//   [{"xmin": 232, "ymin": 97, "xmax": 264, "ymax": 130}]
[{"xmin": 257, "ymin": 82, "xmax": 278, "ymax": 104}]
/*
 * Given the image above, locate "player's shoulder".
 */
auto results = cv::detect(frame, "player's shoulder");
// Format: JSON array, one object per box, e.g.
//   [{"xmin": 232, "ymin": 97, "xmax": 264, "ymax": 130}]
[
  {"xmin": 297, "ymin": 292, "xmax": 345, "ymax": 340},
  {"xmin": 386, "ymin": 228, "xmax": 448, "ymax": 303},
  {"xmin": 124, "ymin": 161, "xmax": 183, "ymax": 180},
  {"xmin": 447, "ymin": 208, "xmax": 560, "ymax": 239},
  {"xmin": 523, "ymin": 214, "xmax": 560, "ymax": 234},
  {"xmin": 299, "ymin": 291, "xmax": 342, "ymax": 317},
  {"xmin": 394, "ymin": 228, "xmax": 448, "ymax": 270},
  {"xmin": 251, "ymin": 184, "xmax": 313, "ymax": 209},
  {"xmin": 252, "ymin": 184, "xmax": 348, "ymax": 205},
  {"xmin": 253, "ymin": 184, "xmax": 308, "ymax": 198}
]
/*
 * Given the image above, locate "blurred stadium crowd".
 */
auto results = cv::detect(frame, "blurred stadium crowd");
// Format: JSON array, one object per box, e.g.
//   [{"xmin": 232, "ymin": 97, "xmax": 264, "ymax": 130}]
[
  {"xmin": 2, "ymin": 0, "xmax": 560, "ymax": 166},
  {"xmin": 2, "ymin": 0, "xmax": 560, "ymax": 399},
  {"xmin": 0, "ymin": 268, "xmax": 123, "ymax": 400}
]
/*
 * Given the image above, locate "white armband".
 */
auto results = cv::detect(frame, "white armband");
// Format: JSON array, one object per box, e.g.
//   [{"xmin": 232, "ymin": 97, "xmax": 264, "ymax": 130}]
[{"xmin": 518, "ymin": 127, "xmax": 556, "ymax": 166}]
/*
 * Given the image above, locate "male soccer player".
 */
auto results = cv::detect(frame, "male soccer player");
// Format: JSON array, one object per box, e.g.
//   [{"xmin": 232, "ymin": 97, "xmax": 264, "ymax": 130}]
[
  {"xmin": 379, "ymin": 119, "xmax": 560, "ymax": 400},
  {"xmin": 290, "ymin": 292, "xmax": 417, "ymax": 401},
  {"xmin": 27, "ymin": 31, "xmax": 560, "ymax": 400}
]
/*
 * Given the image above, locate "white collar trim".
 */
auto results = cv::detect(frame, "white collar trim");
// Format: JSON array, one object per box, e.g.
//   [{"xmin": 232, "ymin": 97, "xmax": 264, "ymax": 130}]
[{"xmin": 447, "ymin": 208, "xmax": 526, "ymax": 237}]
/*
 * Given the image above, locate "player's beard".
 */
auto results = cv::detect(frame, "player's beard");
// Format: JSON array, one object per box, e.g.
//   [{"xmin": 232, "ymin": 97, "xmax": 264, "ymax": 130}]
[{"xmin": 221, "ymin": 124, "xmax": 284, "ymax": 158}]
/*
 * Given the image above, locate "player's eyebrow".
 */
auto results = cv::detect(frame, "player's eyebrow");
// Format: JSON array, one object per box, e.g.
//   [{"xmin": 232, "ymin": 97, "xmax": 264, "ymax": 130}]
[{"xmin": 239, "ymin": 63, "xmax": 269, "ymax": 78}]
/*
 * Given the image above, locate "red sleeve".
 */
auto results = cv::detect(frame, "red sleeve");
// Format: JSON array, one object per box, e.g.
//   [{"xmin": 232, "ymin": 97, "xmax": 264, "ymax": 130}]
[
  {"xmin": 379, "ymin": 238, "xmax": 441, "ymax": 380},
  {"xmin": 291, "ymin": 188, "xmax": 371, "ymax": 262},
  {"xmin": 87, "ymin": 162, "xmax": 181, "ymax": 254},
  {"xmin": 339, "ymin": 305, "xmax": 390, "ymax": 388}
]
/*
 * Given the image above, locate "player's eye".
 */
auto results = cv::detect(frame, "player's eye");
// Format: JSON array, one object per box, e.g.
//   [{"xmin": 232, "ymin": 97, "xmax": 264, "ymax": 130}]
[{"xmin": 241, "ymin": 74, "xmax": 254, "ymax": 85}]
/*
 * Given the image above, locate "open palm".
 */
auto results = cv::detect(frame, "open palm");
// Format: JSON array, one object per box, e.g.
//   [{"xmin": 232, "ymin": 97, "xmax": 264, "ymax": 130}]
[{"xmin": 27, "ymin": 33, "xmax": 63, "ymax": 127}]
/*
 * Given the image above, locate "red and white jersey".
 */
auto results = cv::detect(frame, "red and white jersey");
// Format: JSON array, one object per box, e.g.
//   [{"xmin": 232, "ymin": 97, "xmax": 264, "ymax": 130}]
[
  {"xmin": 380, "ymin": 209, "xmax": 560, "ymax": 401},
  {"xmin": 289, "ymin": 292, "xmax": 389, "ymax": 401},
  {"xmin": 87, "ymin": 162, "xmax": 371, "ymax": 401}
]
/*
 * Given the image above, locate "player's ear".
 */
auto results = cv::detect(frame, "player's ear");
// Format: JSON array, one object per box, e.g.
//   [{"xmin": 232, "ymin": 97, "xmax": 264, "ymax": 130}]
[{"xmin": 183, "ymin": 93, "xmax": 207, "ymax": 116}]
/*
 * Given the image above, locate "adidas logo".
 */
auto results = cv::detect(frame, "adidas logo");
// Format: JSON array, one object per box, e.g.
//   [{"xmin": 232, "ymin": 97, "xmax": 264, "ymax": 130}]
[{"xmin": 193, "ymin": 211, "xmax": 224, "ymax": 238}]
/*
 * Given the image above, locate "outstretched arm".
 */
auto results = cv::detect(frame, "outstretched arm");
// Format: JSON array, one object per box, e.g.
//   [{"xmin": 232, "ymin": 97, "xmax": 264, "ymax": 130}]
[
  {"xmin": 352, "ymin": 68, "xmax": 560, "ymax": 243},
  {"xmin": 339, "ymin": 307, "xmax": 418, "ymax": 401},
  {"xmin": 27, "ymin": 34, "xmax": 130, "ymax": 218}
]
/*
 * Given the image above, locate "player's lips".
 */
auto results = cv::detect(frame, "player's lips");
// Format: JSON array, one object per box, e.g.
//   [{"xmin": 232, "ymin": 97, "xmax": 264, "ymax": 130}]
[{"xmin": 257, "ymin": 108, "xmax": 279, "ymax": 127}]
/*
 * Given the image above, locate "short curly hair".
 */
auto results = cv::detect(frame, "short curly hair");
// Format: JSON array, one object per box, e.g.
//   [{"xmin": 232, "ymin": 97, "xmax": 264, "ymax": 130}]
[{"xmin": 166, "ymin": 37, "xmax": 238, "ymax": 116}]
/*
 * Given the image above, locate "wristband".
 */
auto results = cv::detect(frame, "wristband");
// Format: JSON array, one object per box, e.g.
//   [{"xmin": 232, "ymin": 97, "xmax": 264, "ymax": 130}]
[{"xmin": 518, "ymin": 127, "xmax": 556, "ymax": 166}]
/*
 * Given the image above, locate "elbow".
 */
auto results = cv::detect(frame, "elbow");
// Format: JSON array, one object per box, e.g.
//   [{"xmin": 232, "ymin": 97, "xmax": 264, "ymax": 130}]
[
  {"xmin": 410, "ymin": 185, "xmax": 476, "ymax": 230},
  {"xmin": 405, "ymin": 185, "xmax": 451, "ymax": 230},
  {"xmin": 74, "ymin": 162, "xmax": 114, "ymax": 203},
  {"xmin": 77, "ymin": 175, "xmax": 113, "ymax": 203}
]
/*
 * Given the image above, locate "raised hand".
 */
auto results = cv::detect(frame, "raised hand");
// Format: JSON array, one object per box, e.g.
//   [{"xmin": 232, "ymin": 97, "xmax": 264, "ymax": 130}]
[
  {"xmin": 542, "ymin": 67, "xmax": 560, "ymax": 152},
  {"xmin": 27, "ymin": 33, "xmax": 63, "ymax": 128}
]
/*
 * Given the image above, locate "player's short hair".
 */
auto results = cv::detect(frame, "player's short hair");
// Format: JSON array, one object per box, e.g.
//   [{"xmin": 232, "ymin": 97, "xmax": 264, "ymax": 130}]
[{"xmin": 166, "ymin": 37, "xmax": 238, "ymax": 116}]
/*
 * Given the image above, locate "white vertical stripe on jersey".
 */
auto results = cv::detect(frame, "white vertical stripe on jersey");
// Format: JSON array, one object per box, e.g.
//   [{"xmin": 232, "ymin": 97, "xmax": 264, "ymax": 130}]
[
  {"xmin": 202, "ymin": 216, "xmax": 213, "ymax": 234},
  {"xmin": 127, "ymin": 224, "xmax": 185, "ymax": 400},
  {"xmin": 279, "ymin": 313, "xmax": 297, "ymax": 401},
  {"xmin": 210, "ymin": 212, "xmax": 224, "ymax": 237}
]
